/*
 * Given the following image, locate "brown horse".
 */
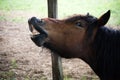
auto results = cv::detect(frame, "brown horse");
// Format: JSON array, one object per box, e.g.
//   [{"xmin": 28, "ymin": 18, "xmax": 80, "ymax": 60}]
[{"xmin": 28, "ymin": 10, "xmax": 120, "ymax": 80}]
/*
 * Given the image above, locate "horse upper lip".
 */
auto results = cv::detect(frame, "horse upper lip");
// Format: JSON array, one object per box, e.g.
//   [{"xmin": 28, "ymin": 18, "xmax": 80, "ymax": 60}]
[
  {"xmin": 28, "ymin": 17, "xmax": 48, "ymax": 37},
  {"xmin": 28, "ymin": 17, "xmax": 42, "ymax": 33}
]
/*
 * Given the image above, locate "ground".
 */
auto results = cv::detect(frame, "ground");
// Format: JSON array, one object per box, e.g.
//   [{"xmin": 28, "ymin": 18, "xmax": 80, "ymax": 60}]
[{"xmin": 0, "ymin": 10, "xmax": 99, "ymax": 80}]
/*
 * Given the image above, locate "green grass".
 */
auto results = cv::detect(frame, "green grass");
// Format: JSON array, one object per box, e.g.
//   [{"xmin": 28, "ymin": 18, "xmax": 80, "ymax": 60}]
[
  {"xmin": 0, "ymin": 59, "xmax": 17, "ymax": 80},
  {"xmin": 58, "ymin": 0, "xmax": 120, "ymax": 25},
  {"xmin": 64, "ymin": 75, "xmax": 72, "ymax": 80},
  {"xmin": 0, "ymin": 0, "xmax": 48, "ymax": 16},
  {"xmin": 0, "ymin": 0, "xmax": 120, "ymax": 25},
  {"xmin": 0, "ymin": 0, "xmax": 47, "ymax": 11}
]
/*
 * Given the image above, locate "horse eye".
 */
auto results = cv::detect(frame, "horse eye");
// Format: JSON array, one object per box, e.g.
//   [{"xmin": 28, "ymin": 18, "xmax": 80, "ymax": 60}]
[{"xmin": 75, "ymin": 22, "xmax": 82, "ymax": 27}]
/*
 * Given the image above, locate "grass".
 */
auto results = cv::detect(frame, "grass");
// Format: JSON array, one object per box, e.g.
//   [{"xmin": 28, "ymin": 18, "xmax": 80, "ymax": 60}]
[
  {"xmin": 0, "ymin": 0, "xmax": 47, "ymax": 11},
  {"xmin": 58, "ymin": 0, "xmax": 120, "ymax": 25},
  {"xmin": 0, "ymin": 0, "xmax": 120, "ymax": 25},
  {"xmin": 0, "ymin": 0, "xmax": 48, "ymax": 16},
  {"xmin": 64, "ymin": 75, "xmax": 72, "ymax": 80},
  {"xmin": 0, "ymin": 59, "xmax": 17, "ymax": 80}
]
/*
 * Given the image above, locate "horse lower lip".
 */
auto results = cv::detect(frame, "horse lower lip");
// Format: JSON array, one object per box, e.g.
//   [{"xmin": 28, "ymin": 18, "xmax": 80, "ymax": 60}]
[
  {"xmin": 31, "ymin": 34, "xmax": 47, "ymax": 47},
  {"xmin": 30, "ymin": 26, "xmax": 48, "ymax": 47}
]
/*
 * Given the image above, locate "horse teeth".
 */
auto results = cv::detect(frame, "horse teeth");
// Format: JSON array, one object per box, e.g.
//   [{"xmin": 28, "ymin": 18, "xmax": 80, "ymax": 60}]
[{"xmin": 31, "ymin": 25, "xmax": 40, "ymax": 35}]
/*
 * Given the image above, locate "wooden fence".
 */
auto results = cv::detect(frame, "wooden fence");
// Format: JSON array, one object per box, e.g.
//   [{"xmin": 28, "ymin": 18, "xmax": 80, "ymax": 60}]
[{"xmin": 47, "ymin": 0, "xmax": 63, "ymax": 80}]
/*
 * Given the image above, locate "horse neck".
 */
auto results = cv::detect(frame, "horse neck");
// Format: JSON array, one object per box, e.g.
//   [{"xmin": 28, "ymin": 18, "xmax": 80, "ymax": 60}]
[{"xmin": 89, "ymin": 26, "xmax": 120, "ymax": 80}]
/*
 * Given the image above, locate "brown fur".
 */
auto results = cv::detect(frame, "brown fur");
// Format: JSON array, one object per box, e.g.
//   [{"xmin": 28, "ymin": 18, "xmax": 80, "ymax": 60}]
[{"xmin": 29, "ymin": 10, "xmax": 113, "ymax": 80}]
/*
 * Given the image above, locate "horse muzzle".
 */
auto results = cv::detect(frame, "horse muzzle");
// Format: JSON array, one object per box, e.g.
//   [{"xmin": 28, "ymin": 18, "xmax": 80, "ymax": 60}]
[{"xmin": 28, "ymin": 17, "xmax": 48, "ymax": 47}]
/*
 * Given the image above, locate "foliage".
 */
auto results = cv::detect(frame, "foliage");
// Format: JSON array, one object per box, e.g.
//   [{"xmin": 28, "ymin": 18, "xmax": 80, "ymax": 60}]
[{"xmin": 0, "ymin": 0, "xmax": 120, "ymax": 25}]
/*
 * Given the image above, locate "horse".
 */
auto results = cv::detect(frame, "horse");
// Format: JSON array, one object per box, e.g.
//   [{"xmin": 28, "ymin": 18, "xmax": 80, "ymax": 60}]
[{"xmin": 28, "ymin": 10, "xmax": 120, "ymax": 80}]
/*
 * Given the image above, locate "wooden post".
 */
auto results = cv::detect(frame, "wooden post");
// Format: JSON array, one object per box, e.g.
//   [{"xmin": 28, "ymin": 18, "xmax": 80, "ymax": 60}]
[{"xmin": 47, "ymin": 0, "xmax": 63, "ymax": 80}]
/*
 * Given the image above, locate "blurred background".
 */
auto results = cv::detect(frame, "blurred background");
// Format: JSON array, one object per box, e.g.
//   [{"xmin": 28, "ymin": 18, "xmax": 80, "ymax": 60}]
[
  {"xmin": 0, "ymin": 0, "xmax": 120, "ymax": 80},
  {"xmin": 0, "ymin": 0, "xmax": 120, "ymax": 25}
]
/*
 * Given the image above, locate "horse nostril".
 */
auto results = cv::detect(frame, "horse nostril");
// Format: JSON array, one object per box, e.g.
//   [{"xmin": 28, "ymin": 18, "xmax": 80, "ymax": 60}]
[
  {"xmin": 28, "ymin": 17, "xmax": 45, "ymax": 32},
  {"xmin": 37, "ymin": 19, "xmax": 43, "ymax": 23},
  {"xmin": 28, "ymin": 17, "xmax": 37, "ymax": 24},
  {"xmin": 37, "ymin": 19, "xmax": 45, "ymax": 26},
  {"xmin": 29, "ymin": 17, "xmax": 44, "ymax": 24}
]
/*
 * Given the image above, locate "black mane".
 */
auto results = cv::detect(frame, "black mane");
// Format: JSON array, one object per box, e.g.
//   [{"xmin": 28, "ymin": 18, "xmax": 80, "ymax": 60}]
[
  {"xmin": 65, "ymin": 14, "xmax": 97, "ymax": 24},
  {"xmin": 93, "ymin": 27, "xmax": 120, "ymax": 80}
]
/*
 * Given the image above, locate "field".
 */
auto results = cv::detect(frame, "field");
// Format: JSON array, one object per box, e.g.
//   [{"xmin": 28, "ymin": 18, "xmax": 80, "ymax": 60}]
[{"xmin": 0, "ymin": 0, "xmax": 120, "ymax": 80}]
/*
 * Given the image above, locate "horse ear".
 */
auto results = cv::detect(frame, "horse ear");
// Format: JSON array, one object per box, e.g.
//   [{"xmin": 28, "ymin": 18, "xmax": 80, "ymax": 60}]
[
  {"xmin": 97, "ymin": 10, "xmax": 111, "ymax": 27},
  {"xmin": 86, "ymin": 10, "xmax": 110, "ymax": 42},
  {"xmin": 87, "ymin": 13, "xmax": 89, "ymax": 16}
]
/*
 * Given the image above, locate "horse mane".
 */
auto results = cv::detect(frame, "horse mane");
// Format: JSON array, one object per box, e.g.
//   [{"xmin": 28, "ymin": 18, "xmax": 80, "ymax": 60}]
[
  {"xmin": 65, "ymin": 14, "xmax": 97, "ymax": 24},
  {"xmin": 93, "ymin": 27, "xmax": 120, "ymax": 79}
]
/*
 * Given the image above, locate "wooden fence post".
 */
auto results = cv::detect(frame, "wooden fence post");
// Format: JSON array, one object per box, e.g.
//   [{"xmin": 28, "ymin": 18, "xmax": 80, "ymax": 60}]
[{"xmin": 47, "ymin": 0, "xmax": 63, "ymax": 80}]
